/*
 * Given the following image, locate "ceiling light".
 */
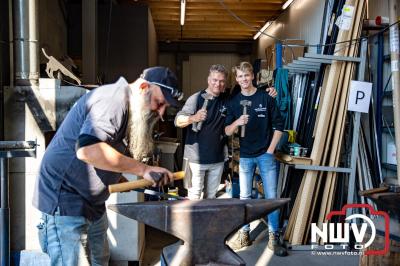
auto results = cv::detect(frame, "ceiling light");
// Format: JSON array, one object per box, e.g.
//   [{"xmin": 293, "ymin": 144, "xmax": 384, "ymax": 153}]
[
  {"xmin": 180, "ymin": 0, "xmax": 186, "ymax": 26},
  {"xmin": 253, "ymin": 21, "xmax": 272, "ymax": 40},
  {"xmin": 282, "ymin": 0, "xmax": 294, "ymax": 10}
]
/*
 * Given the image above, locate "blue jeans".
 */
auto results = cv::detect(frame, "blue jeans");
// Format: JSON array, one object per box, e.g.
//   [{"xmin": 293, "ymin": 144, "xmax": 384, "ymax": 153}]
[
  {"xmin": 37, "ymin": 208, "xmax": 110, "ymax": 266},
  {"xmin": 239, "ymin": 152, "xmax": 279, "ymax": 233}
]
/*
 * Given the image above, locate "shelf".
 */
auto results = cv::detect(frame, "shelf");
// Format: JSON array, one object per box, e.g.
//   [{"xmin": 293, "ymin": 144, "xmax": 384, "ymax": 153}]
[
  {"xmin": 382, "ymin": 104, "xmax": 394, "ymax": 110},
  {"xmin": 384, "ymin": 54, "xmax": 390, "ymax": 61},
  {"xmin": 382, "ymin": 163, "xmax": 397, "ymax": 171},
  {"xmin": 383, "ymin": 91, "xmax": 393, "ymax": 97},
  {"xmin": 382, "ymin": 127, "xmax": 395, "ymax": 134},
  {"xmin": 275, "ymin": 152, "xmax": 312, "ymax": 165}
]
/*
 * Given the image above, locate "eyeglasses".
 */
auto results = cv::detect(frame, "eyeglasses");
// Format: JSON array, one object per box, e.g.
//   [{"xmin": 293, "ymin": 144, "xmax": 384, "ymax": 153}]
[{"xmin": 151, "ymin": 82, "xmax": 184, "ymax": 101}]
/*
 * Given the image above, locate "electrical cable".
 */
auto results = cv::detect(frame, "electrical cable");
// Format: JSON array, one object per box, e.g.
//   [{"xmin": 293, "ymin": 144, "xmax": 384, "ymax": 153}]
[
  {"xmin": 217, "ymin": 0, "xmax": 281, "ymax": 42},
  {"xmin": 217, "ymin": 0, "xmax": 400, "ymax": 50}
]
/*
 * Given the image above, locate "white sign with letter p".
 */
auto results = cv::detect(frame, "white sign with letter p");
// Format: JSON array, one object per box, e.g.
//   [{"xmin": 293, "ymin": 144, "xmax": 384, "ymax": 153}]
[{"xmin": 348, "ymin": 80, "xmax": 372, "ymax": 113}]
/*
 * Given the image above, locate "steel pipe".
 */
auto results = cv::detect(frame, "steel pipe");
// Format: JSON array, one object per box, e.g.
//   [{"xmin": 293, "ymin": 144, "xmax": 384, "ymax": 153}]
[{"xmin": 13, "ymin": 0, "xmax": 39, "ymax": 85}]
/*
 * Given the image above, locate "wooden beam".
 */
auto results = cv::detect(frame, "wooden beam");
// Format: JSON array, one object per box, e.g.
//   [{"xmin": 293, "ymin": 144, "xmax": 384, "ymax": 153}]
[
  {"xmin": 150, "ymin": 3, "xmax": 282, "ymax": 10},
  {"xmin": 147, "ymin": 0, "xmax": 284, "ymax": 4},
  {"xmin": 154, "ymin": 17, "xmax": 266, "ymax": 23},
  {"xmin": 154, "ymin": 21, "xmax": 260, "ymax": 28},
  {"xmin": 159, "ymin": 32, "xmax": 253, "ymax": 38},
  {"xmin": 157, "ymin": 26, "xmax": 255, "ymax": 32},
  {"xmin": 151, "ymin": 10, "xmax": 278, "ymax": 17}
]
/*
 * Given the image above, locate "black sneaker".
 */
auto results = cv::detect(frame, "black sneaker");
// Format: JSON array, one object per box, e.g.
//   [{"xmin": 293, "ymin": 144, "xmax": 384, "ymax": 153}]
[{"xmin": 268, "ymin": 232, "xmax": 288, "ymax": 257}]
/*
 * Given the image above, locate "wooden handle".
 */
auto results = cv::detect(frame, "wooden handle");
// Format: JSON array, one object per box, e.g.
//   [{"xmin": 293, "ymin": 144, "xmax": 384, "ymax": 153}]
[
  {"xmin": 359, "ymin": 186, "xmax": 389, "ymax": 196},
  {"xmin": 109, "ymin": 171, "xmax": 185, "ymax": 193}
]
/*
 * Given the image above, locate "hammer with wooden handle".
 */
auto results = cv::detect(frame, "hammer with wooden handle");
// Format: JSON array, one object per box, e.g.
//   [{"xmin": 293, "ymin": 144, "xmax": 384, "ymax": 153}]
[
  {"xmin": 109, "ymin": 171, "xmax": 185, "ymax": 193},
  {"xmin": 239, "ymin": 100, "xmax": 251, "ymax": 138}
]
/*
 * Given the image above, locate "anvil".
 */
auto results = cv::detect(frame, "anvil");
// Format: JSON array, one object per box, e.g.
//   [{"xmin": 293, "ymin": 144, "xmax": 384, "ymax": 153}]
[{"xmin": 108, "ymin": 198, "xmax": 290, "ymax": 266}]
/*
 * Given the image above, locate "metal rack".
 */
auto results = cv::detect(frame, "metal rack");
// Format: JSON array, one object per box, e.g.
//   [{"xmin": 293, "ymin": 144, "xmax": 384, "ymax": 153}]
[
  {"xmin": 280, "ymin": 40, "xmax": 369, "ymax": 250},
  {"xmin": 287, "ymin": 39, "xmax": 367, "ymax": 202},
  {"xmin": 0, "ymin": 141, "xmax": 37, "ymax": 266}
]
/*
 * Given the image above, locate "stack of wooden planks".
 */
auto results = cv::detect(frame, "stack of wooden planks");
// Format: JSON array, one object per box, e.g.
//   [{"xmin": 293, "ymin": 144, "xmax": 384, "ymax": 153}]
[{"xmin": 285, "ymin": 0, "xmax": 367, "ymax": 245}]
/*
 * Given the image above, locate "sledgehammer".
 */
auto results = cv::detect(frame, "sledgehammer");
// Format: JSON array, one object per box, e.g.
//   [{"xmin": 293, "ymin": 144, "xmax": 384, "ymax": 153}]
[
  {"xmin": 192, "ymin": 92, "xmax": 213, "ymax": 132},
  {"xmin": 109, "ymin": 171, "xmax": 185, "ymax": 193}
]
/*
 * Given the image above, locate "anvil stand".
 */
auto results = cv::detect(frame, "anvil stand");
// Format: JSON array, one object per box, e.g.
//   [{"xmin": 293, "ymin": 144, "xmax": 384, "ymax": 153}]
[{"xmin": 0, "ymin": 141, "xmax": 37, "ymax": 266}]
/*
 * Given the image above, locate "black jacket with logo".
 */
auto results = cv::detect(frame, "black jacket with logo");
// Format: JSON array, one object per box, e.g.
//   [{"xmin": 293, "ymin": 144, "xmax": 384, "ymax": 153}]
[
  {"xmin": 225, "ymin": 89, "xmax": 284, "ymax": 158},
  {"xmin": 175, "ymin": 90, "xmax": 228, "ymax": 164}
]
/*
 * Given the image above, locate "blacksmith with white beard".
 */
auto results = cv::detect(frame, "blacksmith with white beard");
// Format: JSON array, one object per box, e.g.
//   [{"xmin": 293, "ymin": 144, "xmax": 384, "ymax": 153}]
[{"xmin": 32, "ymin": 67, "xmax": 183, "ymax": 266}]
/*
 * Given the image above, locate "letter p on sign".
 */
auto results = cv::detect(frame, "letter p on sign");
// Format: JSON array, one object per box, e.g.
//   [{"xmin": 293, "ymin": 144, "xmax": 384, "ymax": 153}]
[{"xmin": 348, "ymin": 81, "xmax": 372, "ymax": 113}]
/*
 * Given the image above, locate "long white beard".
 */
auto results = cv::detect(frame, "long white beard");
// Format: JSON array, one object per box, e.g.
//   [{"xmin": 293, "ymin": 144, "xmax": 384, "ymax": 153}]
[{"xmin": 127, "ymin": 93, "xmax": 159, "ymax": 161}]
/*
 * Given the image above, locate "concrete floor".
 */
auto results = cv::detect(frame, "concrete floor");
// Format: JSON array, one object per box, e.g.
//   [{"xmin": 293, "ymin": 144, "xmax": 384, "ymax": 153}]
[{"xmin": 141, "ymin": 221, "xmax": 360, "ymax": 266}]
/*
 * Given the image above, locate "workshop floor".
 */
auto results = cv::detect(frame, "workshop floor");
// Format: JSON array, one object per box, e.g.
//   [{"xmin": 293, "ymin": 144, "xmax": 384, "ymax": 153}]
[{"xmin": 141, "ymin": 220, "xmax": 360, "ymax": 266}]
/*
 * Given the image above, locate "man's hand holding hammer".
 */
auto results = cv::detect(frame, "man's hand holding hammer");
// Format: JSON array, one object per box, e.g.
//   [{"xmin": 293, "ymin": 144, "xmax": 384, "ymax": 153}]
[
  {"xmin": 225, "ymin": 100, "xmax": 252, "ymax": 137},
  {"xmin": 142, "ymin": 165, "xmax": 174, "ymax": 187},
  {"xmin": 191, "ymin": 109, "xmax": 207, "ymax": 124},
  {"xmin": 226, "ymin": 114, "xmax": 249, "ymax": 134}
]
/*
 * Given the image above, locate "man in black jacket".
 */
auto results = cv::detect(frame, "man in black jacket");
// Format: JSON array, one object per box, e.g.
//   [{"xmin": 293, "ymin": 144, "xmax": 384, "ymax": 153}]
[
  {"xmin": 225, "ymin": 62, "xmax": 287, "ymax": 256},
  {"xmin": 175, "ymin": 64, "xmax": 229, "ymax": 199}
]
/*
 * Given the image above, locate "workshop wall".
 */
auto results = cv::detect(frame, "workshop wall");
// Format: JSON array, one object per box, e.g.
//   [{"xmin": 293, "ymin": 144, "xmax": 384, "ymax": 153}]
[
  {"xmin": 98, "ymin": 3, "xmax": 156, "ymax": 83},
  {"xmin": 39, "ymin": 0, "xmax": 68, "ymax": 63},
  {"xmin": 66, "ymin": 2, "xmax": 157, "ymax": 84},
  {"xmin": 183, "ymin": 53, "xmax": 250, "ymax": 96},
  {"xmin": 148, "ymin": 9, "xmax": 158, "ymax": 67},
  {"xmin": 159, "ymin": 53, "xmax": 177, "ymax": 73},
  {"xmin": 255, "ymin": 0, "xmax": 325, "ymax": 58}
]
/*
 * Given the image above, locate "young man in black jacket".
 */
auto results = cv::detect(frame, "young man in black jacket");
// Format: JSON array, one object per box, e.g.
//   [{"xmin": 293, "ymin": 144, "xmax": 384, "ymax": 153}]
[{"xmin": 225, "ymin": 62, "xmax": 287, "ymax": 256}]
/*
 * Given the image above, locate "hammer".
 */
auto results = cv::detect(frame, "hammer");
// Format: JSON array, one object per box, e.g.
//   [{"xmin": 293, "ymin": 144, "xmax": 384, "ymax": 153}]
[
  {"xmin": 192, "ymin": 92, "xmax": 213, "ymax": 132},
  {"xmin": 359, "ymin": 183, "xmax": 400, "ymax": 196},
  {"xmin": 239, "ymin": 100, "xmax": 251, "ymax": 138},
  {"xmin": 109, "ymin": 171, "xmax": 185, "ymax": 193}
]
